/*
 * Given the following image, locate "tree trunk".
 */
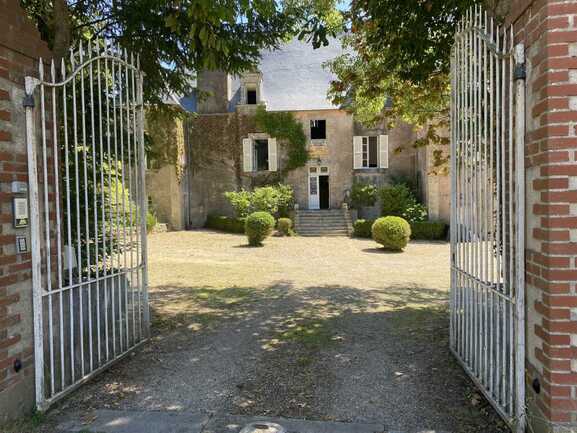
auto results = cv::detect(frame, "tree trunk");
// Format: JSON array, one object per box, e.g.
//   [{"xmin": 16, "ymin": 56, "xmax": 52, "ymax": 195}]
[{"xmin": 51, "ymin": 0, "xmax": 72, "ymax": 60}]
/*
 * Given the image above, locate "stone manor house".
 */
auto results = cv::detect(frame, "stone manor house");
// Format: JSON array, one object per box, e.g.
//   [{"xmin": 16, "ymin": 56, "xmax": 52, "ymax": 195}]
[{"xmin": 147, "ymin": 39, "xmax": 450, "ymax": 230}]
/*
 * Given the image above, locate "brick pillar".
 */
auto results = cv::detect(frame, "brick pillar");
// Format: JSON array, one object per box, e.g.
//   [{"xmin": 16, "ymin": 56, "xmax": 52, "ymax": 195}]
[
  {"xmin": 510, "ymin": 0, "xmax": 577, "ymax": 431},
  {"xmin": 0, "ymin": 0, "xmax": 51, "ymax": 422}
]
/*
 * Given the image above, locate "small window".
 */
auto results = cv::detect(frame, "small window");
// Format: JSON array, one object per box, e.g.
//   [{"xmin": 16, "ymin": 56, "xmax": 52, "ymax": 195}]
[
  {"xmin": 254, "ymin": 139, "xmax": 269, "ymax": 171},
  {"xmin": 247, "ymin": 88, "xmax": 257, "ymax": 105},
  {"xmin": 362, "ymin": 136, "xmax": 379, "ymax": 168},
  {"xmin": 310, "ymin": 120, "xmax": 326, "ymax": 140},
  {"xmin": 320, "ymin": 166, "xmax": 329, "ymax": 173},
  {"xmin": 309, "ymin": 167, "xmax": 318, "ymax": 173}
]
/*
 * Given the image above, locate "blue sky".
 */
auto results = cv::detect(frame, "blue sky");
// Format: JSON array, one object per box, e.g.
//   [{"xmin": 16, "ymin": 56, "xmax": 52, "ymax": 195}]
[{"xmin": 336, "ymin": 1, "xmax": 349, "ymax": 11}]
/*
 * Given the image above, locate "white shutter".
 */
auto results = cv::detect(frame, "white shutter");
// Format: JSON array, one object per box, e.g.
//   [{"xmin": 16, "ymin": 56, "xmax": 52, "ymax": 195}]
[
  {"xmin": 379, "ymin": 135, "xmax": 389, "ymax": 169},
  {"xmin": 242, "ymin": 138, "xmax": 253, "ymax": 172},
  {"xmin": 353, "ymin": 136, "xmax": 363, "ymax": 169},
  {"xmin": 268, "ymin": 138, "xmax": 278, "ymax": 172}
]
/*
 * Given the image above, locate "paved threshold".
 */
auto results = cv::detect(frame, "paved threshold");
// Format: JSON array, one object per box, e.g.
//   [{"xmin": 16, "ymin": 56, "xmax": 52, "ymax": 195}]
[
  {"xmin": 57, "ymin": 410, "xmax": 209, "ymax": 433},
  {"xmin": 56, "ymin": 410, "xmax": 387, "ymax": 433}
]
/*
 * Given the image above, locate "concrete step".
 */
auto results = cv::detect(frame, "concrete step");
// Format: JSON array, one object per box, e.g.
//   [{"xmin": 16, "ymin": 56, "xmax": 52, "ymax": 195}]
[{"xmin": 57, "ymin": 410, "xmax": 386, "ymax": 433}]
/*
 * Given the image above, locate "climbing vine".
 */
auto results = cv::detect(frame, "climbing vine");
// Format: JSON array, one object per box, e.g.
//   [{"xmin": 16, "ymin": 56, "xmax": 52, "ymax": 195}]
[
  {"xmin": 254, "ymin": 105, "xmax": 308, "ymax": 171},
  {"xmin": 146, "ymin": 107, "xmax": 186, "ymax": 182}
]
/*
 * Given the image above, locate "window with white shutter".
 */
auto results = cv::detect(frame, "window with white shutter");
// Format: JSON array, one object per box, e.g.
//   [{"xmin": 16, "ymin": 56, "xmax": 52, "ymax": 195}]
[
  {"xmin": 379, "ymin": 135, "xmax": 389, "ymax": 169},
  {"xmin": 354, "ymin": 135, "xmax": 388, "ymax": 169},
  {"xmin": 268, "ymin": 138, "xmax": 278, "ymax": 172},
  {"xmin": 353, "ymin": 136, "xmax": 362, "ymax": 169},
  {"xmin": 242, "ymin": 138, "xmax": 253, "ymax": 172}
]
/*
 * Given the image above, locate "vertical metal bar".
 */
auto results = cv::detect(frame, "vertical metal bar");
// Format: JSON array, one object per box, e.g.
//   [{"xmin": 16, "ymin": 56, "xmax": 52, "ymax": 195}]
[
  {"xmin": 97, "ymin": 41, "xmax": 108, "ymax": 364},
  {"xmin": 473, "ymin": 6, "xmax": 480, "ymax": 376},
  {"xmin": 61, "ymin": 57, "xmax": 71, "ymax": 391},
  {"xmin": 104, "ymin": 49, "xmax": 112, "ymax": 360},
  {"xmin": 494, "ymin": 25, "xmax": 502, "ymax": 402},
  {"xmin": 89, "ymin": 40, "xmax": 101, "ymax": 369},
  {"xmin": 71, "ymin": 47, "xmax": 84, "ymax": 379},
  {"xmin": 482, "ymin": 11, "xmax": 489, "ymax": 388},
  {"xmin": 112, "ymin": 52, "xmax": 120, "ymax": 355},
  {"xmin": 514, "ymin": 42, "xmax": 526, "ymax": 433},
  {"xmin": 137, "ymin": 64, "xmax": 150, "ymax": 336},
  {"xmin": 508, "ymin": 27, "xmax": 515, "ymax": 416},
  {"xmin": 39, "ymin": 60, "xmax": 55, "ymax": 397},
  {"xmin": 50, "ymin": 60, "xmax": 65, "ymax": 393},
  {"xmin": 488, "ymin": 16, "xmax": 496, "ymax": 398},
  {"xmin": 500, "ymin": 29, "xmax": 507, "ymax": 408},
  {"xmin": 25, "ymin": 75, "xmax": 45, "ymax": 408},
  {"xmin": 80, "ymin": 42, "xmax": 93, "ymax": 375},
  {"xmin": 130, "ymin": 54, "xmax": 142, "ymax": 340},
  {"xmin": 87, "ymin": 41, "xmax": 100, "ymax": 371},
  {"xmin": 118, "ymin": 53, "xmax": 128, "ymax": 350},
  {"xmin": 123, "ymin": 50, "xmax": 135, "ymax": 346},
  {"xmin": 450, "ymin": 44, "xmax": 457, "ymax": 352}
]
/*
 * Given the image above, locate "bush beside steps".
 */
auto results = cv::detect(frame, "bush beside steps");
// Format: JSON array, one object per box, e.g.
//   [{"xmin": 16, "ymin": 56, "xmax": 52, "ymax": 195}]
[
  {"xmin": 354, "ymin": 219, "xmax": 448, "ymax": 241},
  {"xmin": 205, "ymin": 215, "xmax": 245, "ymax": 234}
]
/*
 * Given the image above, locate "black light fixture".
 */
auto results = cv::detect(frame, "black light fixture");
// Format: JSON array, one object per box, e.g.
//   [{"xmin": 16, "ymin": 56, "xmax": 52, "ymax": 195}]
[{"xmin": 384, "ymin": 96, "xmax": 393, "ymax": 111}]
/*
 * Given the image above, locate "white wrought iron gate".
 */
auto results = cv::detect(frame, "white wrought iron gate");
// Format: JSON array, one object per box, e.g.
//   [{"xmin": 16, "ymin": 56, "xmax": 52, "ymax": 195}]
[
  {"xmin": 450, "ymin": 7, "xmax": 526, "ymax": 432},
  {"xmin": 24, "ymin": 42, "xmax": 149, "ymax": 409}
]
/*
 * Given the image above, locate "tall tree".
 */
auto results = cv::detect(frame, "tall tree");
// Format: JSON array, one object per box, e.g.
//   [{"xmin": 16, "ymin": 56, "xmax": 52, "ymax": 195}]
[
  {"xmin": 323, "ymin": 0, "xmax": 508, "ymax": 169},
  {"xmin": 21, "ymin": 0, "xmax": 333, "ymax": 105}
]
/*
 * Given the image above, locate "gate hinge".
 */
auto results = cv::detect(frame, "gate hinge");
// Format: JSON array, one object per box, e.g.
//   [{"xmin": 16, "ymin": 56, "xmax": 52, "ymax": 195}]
[
  {"xmin": 514, "ymin": 64, "xmax": 526, "ymax": 81},
  {"xmin": 23, "ymin": 94, "xmax": 35, "ymax": 108}
]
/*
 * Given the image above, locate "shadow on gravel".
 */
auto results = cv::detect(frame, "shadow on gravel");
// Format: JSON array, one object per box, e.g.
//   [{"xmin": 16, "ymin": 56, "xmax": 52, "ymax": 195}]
[{"xmin": 37, "ymin": 281, "xmax": 507, "ymax": 433}]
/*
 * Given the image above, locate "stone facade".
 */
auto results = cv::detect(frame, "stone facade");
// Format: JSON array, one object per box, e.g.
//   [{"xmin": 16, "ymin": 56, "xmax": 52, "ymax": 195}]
[
  {"xmin": 0, "ymin": 0, "xmax": 52, "ymax": 422},
  {"xmin": 506, "ymin": 0, "xmax": 577, "ymax": 431},
  {"xmin": 180, "ymin": 72, "xmax": 432, "ymax": 227}
]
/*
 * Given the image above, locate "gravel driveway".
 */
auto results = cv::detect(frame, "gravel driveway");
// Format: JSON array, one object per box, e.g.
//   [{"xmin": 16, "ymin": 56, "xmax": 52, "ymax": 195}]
[{"xmin": 41, "ymin": 230, "xmax": 507, "ymax": 432}]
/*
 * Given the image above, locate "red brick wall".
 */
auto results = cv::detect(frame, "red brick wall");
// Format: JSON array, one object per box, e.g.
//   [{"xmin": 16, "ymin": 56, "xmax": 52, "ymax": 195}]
[
  {"xmin": 0, "ymin": 0, "xmax": 51, "ymax": 422},
  {"xmin": 508, "ymin": 0, "xmax": 577, "ymax": 430}
]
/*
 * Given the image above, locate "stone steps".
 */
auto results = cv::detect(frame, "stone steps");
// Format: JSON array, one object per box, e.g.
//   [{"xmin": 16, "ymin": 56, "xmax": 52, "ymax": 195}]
[{"xmin": 295, "ymin": 209, "xmax": 352, "ymax": 237}]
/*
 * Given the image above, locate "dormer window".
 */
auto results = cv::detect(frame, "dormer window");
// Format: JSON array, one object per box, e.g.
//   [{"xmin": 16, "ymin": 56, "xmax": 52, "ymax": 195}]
[
  {"xmin": 247, "ymin": 88, "xmax": 257, "ymax": 105},
  {"xmin": 239, "ymin": 71, "xmax": 263, "ymax": 106}
]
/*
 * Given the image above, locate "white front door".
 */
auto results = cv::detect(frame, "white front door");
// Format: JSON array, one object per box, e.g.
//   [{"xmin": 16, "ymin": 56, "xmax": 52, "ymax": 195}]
[{"xmin": 308, "ymin": 174, "xmax": 320, "ymax": 210}]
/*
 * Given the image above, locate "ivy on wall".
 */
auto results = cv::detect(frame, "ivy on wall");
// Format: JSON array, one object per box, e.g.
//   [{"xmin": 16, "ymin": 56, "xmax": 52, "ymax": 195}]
[
  {"xmin": 254, "ymin": 105, "xmax": 309, "ymax": 171},
  {"xmin": 146, "ymin": 107, "xmax": 186, "ymax": 182}
]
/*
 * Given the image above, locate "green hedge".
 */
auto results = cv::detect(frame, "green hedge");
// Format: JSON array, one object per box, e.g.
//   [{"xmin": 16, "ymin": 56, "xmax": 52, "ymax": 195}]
[
  {"xmin": 372, "ymin": 216, "xmax": 411, "ymax": 251},
  {"xmin": 245, "ymin": 211, "xmax": 275, "ymax": 246},
  {"xmin": 353, "ymin": 219, "xmax": 374, "ymax": 238},
  {"xmin": 410, "ymin": 221, "xmax": 448, "ymax": 240},
  {"xmin": 205, "ymin": 215, "xmax": 246, "ymax": 234}
]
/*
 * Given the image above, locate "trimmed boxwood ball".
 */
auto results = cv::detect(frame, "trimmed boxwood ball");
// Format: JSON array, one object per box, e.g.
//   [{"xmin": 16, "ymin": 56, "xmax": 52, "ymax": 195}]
[
  {"xmin": 372, "ymin": 216, "xmax": 411, "ymax": 251},
  {"xmin": 277, "ymin": 218, "xmax": 293, "ymax": 236},
  {"xmin": 245, "ymin": 211, "xmax": 275, "ymax": 246}
]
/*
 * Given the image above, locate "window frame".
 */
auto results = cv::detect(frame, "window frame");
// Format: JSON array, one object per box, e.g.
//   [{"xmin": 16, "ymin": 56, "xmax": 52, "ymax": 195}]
[
  {"xmin": 360, "ymin": 136, "xmax": 379, "ymax": 169},
  {"xmin": 310, "ymin": 119, "xmax": 327, "ymax": 144}
]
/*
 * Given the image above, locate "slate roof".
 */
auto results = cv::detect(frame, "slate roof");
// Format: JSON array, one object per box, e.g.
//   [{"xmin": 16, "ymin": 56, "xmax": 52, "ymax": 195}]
[
  {"xmin": 230, "ymin": 37, "xmax": 345, "ymax": 112},
  {"xmin": 178, "ymin": 38, "xmax": 345, "ymax": 113}
]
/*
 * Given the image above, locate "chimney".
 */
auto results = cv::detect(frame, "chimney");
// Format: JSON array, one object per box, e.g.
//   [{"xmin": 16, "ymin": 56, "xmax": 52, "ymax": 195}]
[{"xmin": 197, "ymin": 70, "xmax": 231, "ymax": 114}]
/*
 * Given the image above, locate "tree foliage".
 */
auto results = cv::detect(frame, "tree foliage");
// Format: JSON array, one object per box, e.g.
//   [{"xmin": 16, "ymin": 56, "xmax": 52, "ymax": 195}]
[
  {"xmin": 323, "ymin": 0, "xmax": 511, "ymax": 169},
  {"xmin": 20, "ymin": 0, "xmax": 338, "ymax": 106}
]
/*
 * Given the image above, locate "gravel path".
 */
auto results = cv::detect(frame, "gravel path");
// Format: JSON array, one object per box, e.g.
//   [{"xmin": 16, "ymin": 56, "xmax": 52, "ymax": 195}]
[{"xmin": 40, "ymin": 230, "xmax": 507, "ymax": 433}]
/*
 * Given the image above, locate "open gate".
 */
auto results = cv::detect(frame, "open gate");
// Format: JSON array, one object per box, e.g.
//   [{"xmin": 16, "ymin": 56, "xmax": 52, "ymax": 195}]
[
  {"xmin": 450, "ymin": 7, "xmax": 526, "ymax": 432},
  {"xmin": 24, "ymin": 42, "xmax": 149, "ymax": 409}
]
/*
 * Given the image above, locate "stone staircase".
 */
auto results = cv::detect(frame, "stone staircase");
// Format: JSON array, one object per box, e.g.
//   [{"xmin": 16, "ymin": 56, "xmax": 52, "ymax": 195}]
[{"xmin": 295, "ymin": 208, "xmax": 352, "ymax": 237}]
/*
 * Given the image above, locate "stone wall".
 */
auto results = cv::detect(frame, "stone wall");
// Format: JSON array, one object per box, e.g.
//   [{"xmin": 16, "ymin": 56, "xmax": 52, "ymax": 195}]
[
  {"xmin": 184, "ymin": 109, "xmax": 422, "ymax": 225},
  {"xmin": 506, "ymin": 0, "xmax": 577, "ymax": 431},
  {"xmin": 0, "ymin": 0, "xmax": 51, "ymax": 422}
]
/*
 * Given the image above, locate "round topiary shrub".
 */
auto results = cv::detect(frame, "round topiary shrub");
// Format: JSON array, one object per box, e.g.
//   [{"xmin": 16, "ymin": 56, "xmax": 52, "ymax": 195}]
[
  {"xmin": 371, "ymin": 216, "xmax": 411, "ymax": 251},
  {"xmin": 277, "ymin": 218, "xmax": 293, "ymax": 237},
  {"xmin": 245, "ymin": 211, "xmax": 275, "ymax": 246}
]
